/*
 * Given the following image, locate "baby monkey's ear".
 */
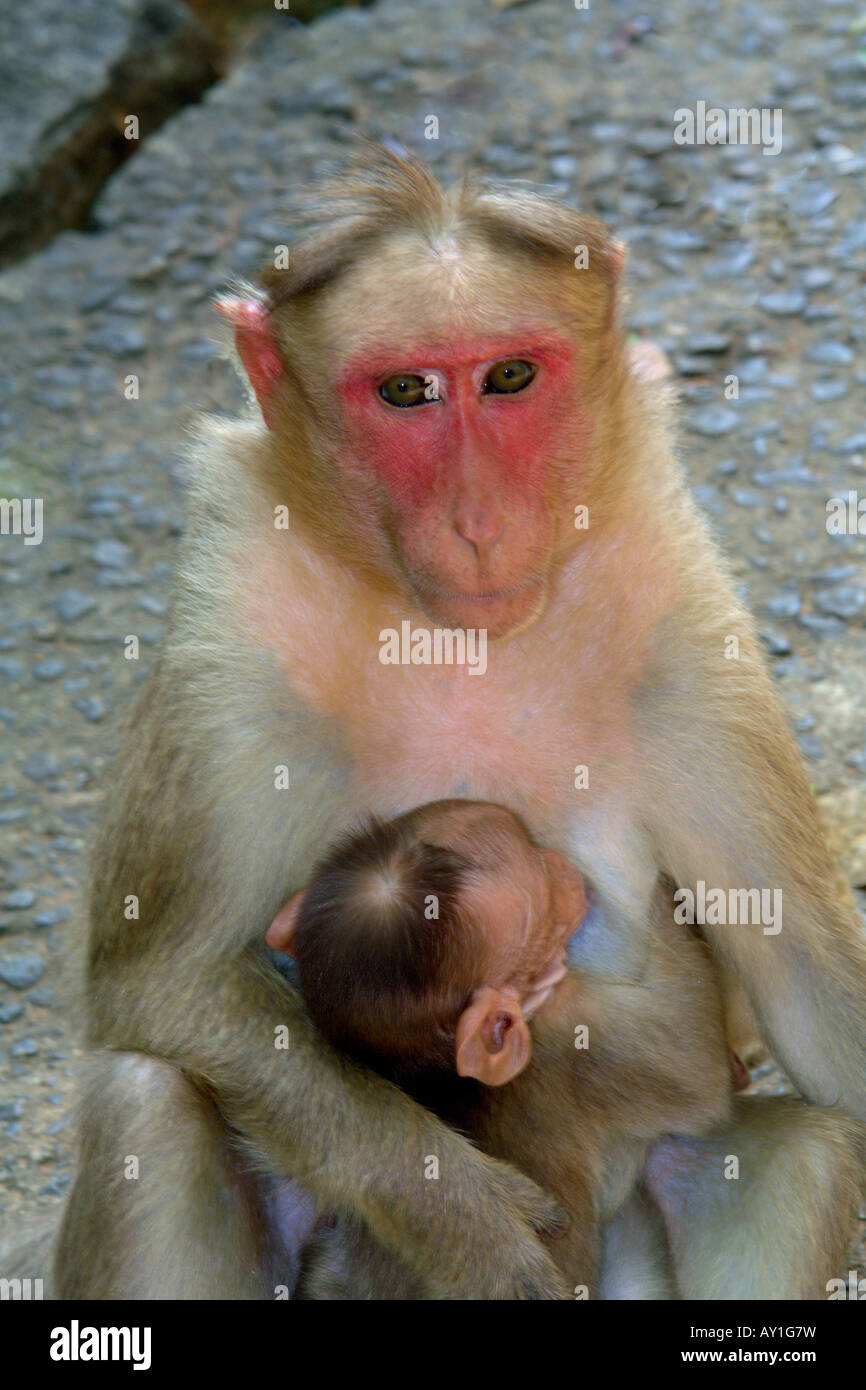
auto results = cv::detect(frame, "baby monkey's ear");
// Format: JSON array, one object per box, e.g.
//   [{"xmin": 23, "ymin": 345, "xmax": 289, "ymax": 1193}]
[
  {"xmin": 455, "ymin": 986, "xmax": 532, "ymax": 1086},
  {"xmin": 265, "ymin": 889, "xmax": 306, "ymax": 957}
]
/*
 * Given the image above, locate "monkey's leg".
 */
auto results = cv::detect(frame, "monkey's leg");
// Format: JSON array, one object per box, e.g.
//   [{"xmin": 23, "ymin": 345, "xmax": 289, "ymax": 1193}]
[
  {"xmin": 297, "ymin": 1217, "xmax": 422, "ymax": 1300},
  {"xmin": 644, "ymin": 1096, "xmax": 866, "ymax": 1300},
  {"xmin": 596, "ymin": 1190, "xmax": 678, "ymax": 1300},
  {"xmin": 54, "ymin": 1051, "xmax": 314, "ymax": 1299}
]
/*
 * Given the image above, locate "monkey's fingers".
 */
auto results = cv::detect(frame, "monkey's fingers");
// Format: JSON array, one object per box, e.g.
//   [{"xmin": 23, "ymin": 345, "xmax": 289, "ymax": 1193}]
[{"xmin": 487, "ymin": 1156, "xmax": 571, "ymax": 1238}]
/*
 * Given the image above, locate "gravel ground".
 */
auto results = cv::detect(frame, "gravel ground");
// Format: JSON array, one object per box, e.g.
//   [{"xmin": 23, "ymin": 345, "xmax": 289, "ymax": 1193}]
[{"xmin": 1, "ymin": 0, "xmax": 864, "ymax": 1277}]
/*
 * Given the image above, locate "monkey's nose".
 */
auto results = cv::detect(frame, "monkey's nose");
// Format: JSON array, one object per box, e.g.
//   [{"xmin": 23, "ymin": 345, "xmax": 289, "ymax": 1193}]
[{"xmin": 452, "ymin": 512, "xmax": 503, "ymax": 560}]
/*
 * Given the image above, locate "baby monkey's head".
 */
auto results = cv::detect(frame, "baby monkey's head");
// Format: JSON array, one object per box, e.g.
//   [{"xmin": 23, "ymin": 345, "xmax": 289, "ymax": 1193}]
[{"xmin": 267, "ymin": 800, "xmax": 587, "ymax": 1086}]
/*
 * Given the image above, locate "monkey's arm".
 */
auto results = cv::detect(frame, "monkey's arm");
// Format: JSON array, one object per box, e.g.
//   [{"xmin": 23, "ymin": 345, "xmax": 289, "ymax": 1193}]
[
  {"xmin": 91, "ymin": 940, "xmax": 567, "ymax": 1300},
  {"xmin": 643, "ymin": 630, "xmax": 866, "ymax": 1120}
]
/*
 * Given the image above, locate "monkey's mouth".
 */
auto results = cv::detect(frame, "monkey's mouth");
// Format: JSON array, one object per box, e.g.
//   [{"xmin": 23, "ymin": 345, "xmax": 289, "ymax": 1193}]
[
  {"xmin": 439, "ymin": 584, "xmax": 534, "ymax": 602},
  {"xmin": 418, "ymin": 578, "xmax": 545, "ymax": 637}
]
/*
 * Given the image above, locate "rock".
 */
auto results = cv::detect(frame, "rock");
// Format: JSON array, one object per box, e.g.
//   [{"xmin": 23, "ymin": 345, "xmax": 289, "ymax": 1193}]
[
  {"xmin": 22, "ymin": 752, "xmax": 63, "ymax": 781},
  {"xmin": 73, "ymin": 696, "xmax": 107, "ymax": 723},
  {"xmin": 801, "ymin": 267, "xmax": 834, "ymax": 291},
  {"xmin": 32, "ymin": 661, "xmax": 67, "ymax": 683},
  {"xmin": 32, "ymin": 658, "xmax": 67, "ymax": 681},
  {"xmin": 765, "ymin": 591, "xmax": 801, "ymax": 619},
  {"xmin": 833, "ymin": 435, "xmax": 866, "ymax": 454},
  {"xmin": 684, "ymin": 332, "xmax": 731, "ymax": 354},
  {"xmin": 814, "ymin": 585, "xmax": 866, "ymax": 620},
  {"xmin": 759, "ymin": 630, "xmax": 792, "ymax": 656},
  {"xmin": 0, "ymin": 0, "xmax": 221, "ymax": 267},
  {"xmin": 805, "ymin": 341, "xmax": 853, "ymax": 365},
  {"xmin": 687, "ymin": 406, "xmax": 740, "ymax": 437},
  {"xmin": 55, "ymin": 589, "xmax": 97, "ymax": 622},
  {"xmin": 811, "ymin": 380, "xmax": 848, "ymax": 402},
  {"xmin": 758, "ymin": 292, "xmax": 807, "ymax": 316},
  {"xmin": 3, "ymin": 889, "xmax": 37, "ymax": 910},
  {"xmin": 91, "ymin": 538, "xmax": 130, "ymax": 568},
  {"xmin": 0, "ymin": 955, "xmax": 45, "ymax": 989}
]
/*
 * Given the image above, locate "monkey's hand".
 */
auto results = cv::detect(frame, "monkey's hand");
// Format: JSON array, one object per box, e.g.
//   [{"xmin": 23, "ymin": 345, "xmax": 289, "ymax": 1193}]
[
  {"xmin": 416, "ymin": 1151, "xmax": 571, "ymax": 1300},
  {"xmin": 150, "ymin": 951, "xmax": 569, "ymax": 1300}
]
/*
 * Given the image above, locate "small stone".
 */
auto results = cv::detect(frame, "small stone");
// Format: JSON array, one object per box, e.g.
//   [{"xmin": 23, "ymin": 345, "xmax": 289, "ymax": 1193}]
[
  {"xmin": 33, "ymin": 906, "xmax": 72, "ymax": 929},
  {"xmin": 684, "ymin": 333, "xmax": 731, "ymax": 354},
  {"xmin": 10, "ymin": 1038, "xmax": 38, "ymax": 1058},
  {"xmin": 814, "ymin": 565, "xmax": 858, "ymax": 583},
  {"xmin": 687, "ymin": 406, "xmax": 740, "ymax": 437},
  {"xmin": 0, "ymin": 956, "xmax": 45, "ymax": 989},
  {"xmin": 138, "ymin": 595, "xmax": 167, "ymax": 616},
  {"xmin": 73, "ymin": 697, "xmax": 106, "ymax": 723},
  {"xmin": 759, "ymin": 630, "xmax": 792, "ymax": 656},
  {"xmin": 804, "ymin": 304, "xmax": 840, "ymax": 323},
  {"xmin": 799, "ymin": 613, "xmax": 843, "ymax": 636},
  {"xmin": 656, "ymin": 228, "xmax": 708, "ymax": 252},
  {"xmin": 675, "ymin": 354, "xmax": 716, "ymax": 376},
  {"xmin": 814, "ymin": 585, "xmax": 866, "ymax": 619},
  {"xmin": 91, "ymin": 539, "xmax": 130, "ymax": 569},
  {"xmin": 88, "ymin": 324, "xmax": 146, "ymax": 356},
  {"xmin": 630, "ymin": 128, "xmax": 671, "ymax": 157},
  {"xmin": 811, "ymin": 380, "xmax": 849, "ymax": 402},
  {"xmin": 766, "ymin": 591, "xmax": 801, "ymax": 619},
  {"xmin": 805, "ymin": 341, "xmax": 853, "ymax": 365},
  {"xmin": 22, "ymin": 752, "xmax": 63, "ymax": 782},
  {"xmin": 0, "ymin": 1100, "xmax": 24, "ymax": 1121},
  {"xmin": 3, "ymin": 889, "xmax": 36, "ymax": 910},
  {"xmin": 33, "ymin": 659, "xmax": 67, "ymax": 681},
  {"xmin": 736, "ymin": 357, "xmax": 768, "ymax": 383},
  {"xmin": 798, "ymin": 735, "xmax": 824, "ymax": 760},
  {"xmin": 549, "ymin": 155, "xmax": 577, "ymax": 179},
  {"xmin": 833, "ymin": 435, "xmax": 866, "ymax": 454},
  {"xmin": 802, "ymin": 267, "xmax": 834, "ymax": 291},
  {"xmin": 758, "ymin": 292, "xmax": 807, "ymax": 316},
  {"xmin": 751, "ymin": 463, "xmax": 815, "ymax": 487},
  {"xmin": 794, "ymin": 186, "xmax": 838, "ymax": 218},
  {"xmin": 55, "ymin": 590, "xmax": 97, "ymax": 622}
]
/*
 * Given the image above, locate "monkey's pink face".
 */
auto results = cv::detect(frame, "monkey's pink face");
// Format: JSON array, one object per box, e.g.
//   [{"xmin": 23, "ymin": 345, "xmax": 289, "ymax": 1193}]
[{"xmin": 337, "ymin": 333, "xmax": 577, "ymax": 638}]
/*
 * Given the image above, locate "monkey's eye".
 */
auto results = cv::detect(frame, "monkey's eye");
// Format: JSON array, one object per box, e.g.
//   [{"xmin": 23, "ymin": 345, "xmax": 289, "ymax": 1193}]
[
  {"xmin": 379, "ymin": 373, "xmax": 428, "ymax": 408},
  {"xmin": 483, "ymin": 359, "xmax": 536, "ymax": 395}
]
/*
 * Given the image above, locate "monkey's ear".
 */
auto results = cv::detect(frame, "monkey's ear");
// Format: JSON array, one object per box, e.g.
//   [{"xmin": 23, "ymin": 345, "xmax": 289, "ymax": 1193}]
[
  {"xmin": 215, "ymin": 296, "xmax": 284, "ymax": 429},
  {"xmin": 455, "ymin": 987, "xmax": 531, "ymax": 1087},
  {"xmin": 606, "ymin": 238, "xmax": 626, "ymax": 278},
  {"xmin": 265, "ymin": 889, "xmax": 306, "ymax": 957}
]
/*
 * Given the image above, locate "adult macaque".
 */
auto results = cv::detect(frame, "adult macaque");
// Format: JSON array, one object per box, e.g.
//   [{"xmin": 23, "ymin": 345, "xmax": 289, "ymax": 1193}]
[
  {"xmin": 55, "ymin": 151, "xmax": 866, "ymax": 1299},
  {"xmin": 271, "ymin": 799, "xmax": 734, "ymax": 1298}
]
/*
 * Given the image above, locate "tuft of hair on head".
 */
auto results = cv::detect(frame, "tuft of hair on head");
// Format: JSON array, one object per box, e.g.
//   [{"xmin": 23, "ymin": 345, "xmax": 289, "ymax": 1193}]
[
  {"xmin": 292, "ymin": 812, "xmax": 486, "ymax": 1079},
  {"xmin": 259, "ymin": 144, "xmax": 447, "ymax": 306},
  {"xmin": 258, "ymin": 143, "xmax": 619, "ymax": 311}
]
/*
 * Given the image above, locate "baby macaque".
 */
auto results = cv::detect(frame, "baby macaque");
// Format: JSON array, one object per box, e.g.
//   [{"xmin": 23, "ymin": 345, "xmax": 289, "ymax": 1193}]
[{"xmin": 266, "ymin": 799, "xmax": 733, "ymax": 1298}]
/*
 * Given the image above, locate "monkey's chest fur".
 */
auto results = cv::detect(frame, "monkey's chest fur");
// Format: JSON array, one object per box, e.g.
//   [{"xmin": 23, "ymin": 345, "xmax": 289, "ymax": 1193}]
[{"xmin": 239, "ymin": 551, "xmax": 661, "ymax": 975}]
